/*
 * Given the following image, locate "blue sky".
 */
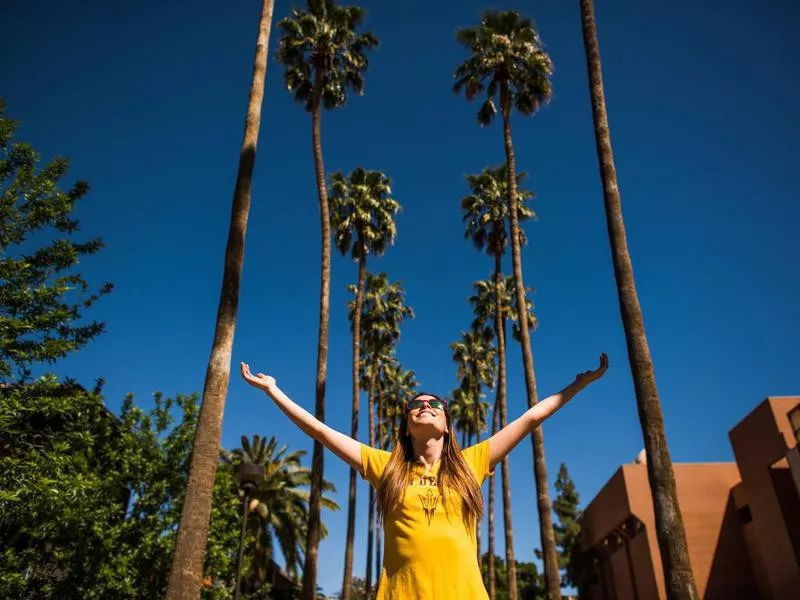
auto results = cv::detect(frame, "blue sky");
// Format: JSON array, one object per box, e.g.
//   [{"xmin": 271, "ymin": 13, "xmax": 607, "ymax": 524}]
[{"xmin": 4, "ymin": 0, "xmax": 799, "ymax": 594}]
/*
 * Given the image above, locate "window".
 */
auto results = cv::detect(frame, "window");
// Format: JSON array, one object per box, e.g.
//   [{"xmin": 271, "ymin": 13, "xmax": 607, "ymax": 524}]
[{"xmin": 789, "ymin": 405, "xmax": 800, "ymax": 445}]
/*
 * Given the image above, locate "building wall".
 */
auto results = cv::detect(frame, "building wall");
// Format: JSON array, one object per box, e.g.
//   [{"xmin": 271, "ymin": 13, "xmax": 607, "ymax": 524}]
[
  {"xmin": 609, "ymin": 546, "xmax": 635, "ymax": 600},
  {"xmin": 581, "ymin": 468, "xmax": 631, "ymax": 549},
  {"xmin": 628, "ymin": 532, "xmax": 659, "ymax": 599},
  {"xmin": 582, "ymin": 463, "xmax": 754, "ymax": 599},
  {"xmin": 582, "ymin": 396, "xmax": 800, "ymax": 600},
  {"xmin": 729, "ymin": 396, "xmax": 800, "ymax": 600}
]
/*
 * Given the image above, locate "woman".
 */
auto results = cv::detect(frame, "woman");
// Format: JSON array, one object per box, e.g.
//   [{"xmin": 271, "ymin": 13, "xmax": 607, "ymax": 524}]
[{"xmin": 240, "ymin": 353, "xmax": 608, "ymax": 599}]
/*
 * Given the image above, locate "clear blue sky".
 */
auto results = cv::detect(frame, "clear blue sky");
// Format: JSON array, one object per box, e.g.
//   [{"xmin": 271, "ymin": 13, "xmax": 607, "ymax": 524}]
[{"xmin": 4, "ymin": 0, "xmax": 799, "ymax": 594}]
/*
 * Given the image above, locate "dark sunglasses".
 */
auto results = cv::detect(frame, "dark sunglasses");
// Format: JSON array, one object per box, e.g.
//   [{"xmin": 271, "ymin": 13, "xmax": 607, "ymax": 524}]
[{"xmin": 405, "ymin": 398, "xmax": 446, "ymax": 413}]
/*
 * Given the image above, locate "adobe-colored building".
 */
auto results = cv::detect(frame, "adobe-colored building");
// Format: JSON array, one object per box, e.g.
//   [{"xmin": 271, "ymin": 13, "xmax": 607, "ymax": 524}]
[{"xmin": 580, "ymin": 396, "xmax": 800, "ymax": 600}]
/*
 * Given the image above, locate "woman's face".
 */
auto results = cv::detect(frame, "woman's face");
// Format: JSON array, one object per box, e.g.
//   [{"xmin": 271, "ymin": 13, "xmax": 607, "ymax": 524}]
[{"xmin": 406, "ymin": 394, "xmax": 448, "ymax": 438}]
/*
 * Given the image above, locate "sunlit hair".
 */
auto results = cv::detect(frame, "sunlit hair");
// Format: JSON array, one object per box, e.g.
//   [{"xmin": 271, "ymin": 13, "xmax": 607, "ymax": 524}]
[{"xmin": 376, "ymin": 393, "xmax": 483, "ymax": 529}]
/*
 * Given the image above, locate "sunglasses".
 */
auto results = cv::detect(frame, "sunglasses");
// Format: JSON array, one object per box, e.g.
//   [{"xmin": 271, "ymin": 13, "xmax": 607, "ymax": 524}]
[{"xmin": 405, "ymin": 398, "xmax": 447, "ymax": 413}]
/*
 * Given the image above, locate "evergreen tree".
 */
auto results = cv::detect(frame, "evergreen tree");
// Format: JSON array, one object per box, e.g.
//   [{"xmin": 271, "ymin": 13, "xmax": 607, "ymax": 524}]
[
  {"xmin": 553, "ymin": 463, "xmax": 593, "ymax": 597},
  {"xmin": 0, "ymin": 100, "xmax": 112, "ymax": 381}
]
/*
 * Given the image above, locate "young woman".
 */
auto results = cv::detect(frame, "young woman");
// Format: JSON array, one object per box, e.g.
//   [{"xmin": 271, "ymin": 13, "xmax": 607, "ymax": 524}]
[{"xmin": 240, "ymin": 353, "xmax": 608, "ymax": 599}]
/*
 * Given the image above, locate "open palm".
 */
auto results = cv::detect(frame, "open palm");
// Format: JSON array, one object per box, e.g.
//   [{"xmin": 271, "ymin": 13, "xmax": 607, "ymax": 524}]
[
  {"xmin": 574, "ymin": 353, "xmax": 608, "ymax": 387},
  {"xmin": 240, "ymin": 362, "xmax": 275, "ymax": 392}
]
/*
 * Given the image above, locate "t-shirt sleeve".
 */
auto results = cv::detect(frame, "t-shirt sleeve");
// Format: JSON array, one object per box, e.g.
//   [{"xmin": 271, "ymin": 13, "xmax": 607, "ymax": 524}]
[
  {"xmin": 462, "ymin": 439, "xmax": 492, "ymax": 483},
  {"xmin": 360, "ymin": 444, "xmax": 392, "ymax": 489}
]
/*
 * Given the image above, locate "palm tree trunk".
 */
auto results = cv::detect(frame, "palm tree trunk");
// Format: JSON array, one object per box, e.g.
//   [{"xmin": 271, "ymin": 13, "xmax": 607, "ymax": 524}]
[
  {"xmin": 578, "ymin": 2, "xmax": 698, "ymax": 598},
  {"xmin": 365, "ymin": 360, "xmax": 379, "ymax": 600},
  {"xmin": 494, "ymin": 250, "xmax": 518, "ymax": 600},
  {"xmin": 301, "ymin": 66, "xmax": 332, "ymax": 600},
  {"xmin": 165, "ymin": 4, "xmax": 274, "ymax": 598},
  {"xmin": 341, "ymin": 258, "xmax": 367, "ymax": 600},
  {"xmin": 375, "ymin": 370, "xmax": 384, "ymax": 588},
  {"xmin": 487, "ymin": 396, "xmax": 498, "ymax": 600},
  {"xmin": 473, "ymin": 377, "xmax": 482, "ymax": 566},
  {"xmin": 500, "ymin": 81, "xmax": 561, "ymax": 599}
]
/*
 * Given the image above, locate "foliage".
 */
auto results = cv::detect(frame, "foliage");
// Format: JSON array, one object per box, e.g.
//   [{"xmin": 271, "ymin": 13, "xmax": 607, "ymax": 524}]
[
  {"xmin": 330, "ymin": 167, "xmax": 400, "ymax": 263},
  {"xmin": 349, "ymin": 272, "xmax": 413, "ymax": 365},
  {"xmin": 0, "ymin": 380, "xmax": 274, "ymax": 599},
  {"xmin": 0, "ymin": 101, "xmax": 112, "ymax": 381},
  {"xmin": 468, "ymin": 277, "xmax": 536, "ymax": 344},
  {"xmin": 482, "ymin": 555, "xmax": 545, "ymax": 600},
  {"xmin": 276, "ymin": 0, "xmax": 378, "ymax": 112},
  {"xmin": 553, "ymin": 463, "xmax": 594, "ymax": 597},
  {"xmin": 336, "ymin": 576, "xmax": 366, "ymax": 600},
  {"xmin": 377, "ymin": 355, "xmax": 417, "ymax": 446},
  {"xmin": 461, "ymin": 165, "xmax": 535, "ymax": 257},
  {"xmin": 454, "ymin": 10, "xmax": 553, "ymax": 125},
  {"xmin": 224, "ymin": 435, "xmax": 340, "ymax": 586}
]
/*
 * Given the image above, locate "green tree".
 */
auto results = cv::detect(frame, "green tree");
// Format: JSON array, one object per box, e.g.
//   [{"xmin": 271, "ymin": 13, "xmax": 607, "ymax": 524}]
[
  {"xmin": 552, "ymin": 463, "xmax": 593, "ymax": 597},
  {"xmin": 329, "ymin": 167, "xmax": 399, "ymax": 600},
  {"xmin": 224, "ymin": 435, "xmax": 340, "ymax": 593},
  {"xmin": 577, "ymin": 2, "xmax": 698, "ymax": 597},
  {"xmin": 377, "ymin": 356, "xmax": 417, "ymax": 448},
  {"xmin": 0, "ymin": 101, "xmax": 112, "ymax": 382},
  {"xmin": 467, "ymin": 276, "xmax": 534, "ymax": 600},
  {"xmin": 337, "ymin": 576, "xmax": 366, "ymax": 600},
  {"xmin": 455, "ymin": 11, "xmax": 561, "ymax": 598},
  {"xmin": 167, "ymin": 3, "xmax": 276, "ymax": 598},
  {"xmin": 482, "ymin": 556, "xmax": 545, "ymax": 600},
  {"xmin": 451, "ymin": 327, "xmax": 496, "ymax": 446},
  {"xmin": 277, "ymin": 4, "xmax": 378, "ymax": 597},
  {"xmin": 0, "ymin": 381, "xmax": 242, "ymax": 600},
  {"xmin": 348, "ymin": 272, "xmax": 412, "ymax": 598},
  {"xmin": 451, "ymin": 323, "xmax": 495, "ymax": 568}
]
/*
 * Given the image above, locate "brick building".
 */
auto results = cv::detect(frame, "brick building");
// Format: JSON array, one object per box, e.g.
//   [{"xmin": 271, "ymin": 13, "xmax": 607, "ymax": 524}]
[{"xmin": 579, "ymin": 396, "xmax": 800, "ymax": 600}]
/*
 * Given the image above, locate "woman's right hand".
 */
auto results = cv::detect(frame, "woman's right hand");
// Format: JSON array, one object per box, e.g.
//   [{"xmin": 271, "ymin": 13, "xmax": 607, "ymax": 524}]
[
  {"xmin": 240, "ymin": 362, "xmax": 276, "ymax": 393},
  {"xmin": 239, "ymin": 360, "xmax": 364, "ymax": 473}
]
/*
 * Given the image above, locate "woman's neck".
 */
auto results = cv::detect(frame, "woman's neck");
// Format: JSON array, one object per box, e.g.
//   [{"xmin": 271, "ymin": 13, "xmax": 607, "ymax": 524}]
[{"xmin": 411, "ymin": 435, "xmax": 444, "ymax": 469}]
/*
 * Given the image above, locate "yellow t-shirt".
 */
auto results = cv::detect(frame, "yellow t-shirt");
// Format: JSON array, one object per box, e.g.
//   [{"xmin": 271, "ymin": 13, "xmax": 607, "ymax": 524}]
[{"xmin": 361, "ymin": 440, "xmax": 491, "ymax": 600}]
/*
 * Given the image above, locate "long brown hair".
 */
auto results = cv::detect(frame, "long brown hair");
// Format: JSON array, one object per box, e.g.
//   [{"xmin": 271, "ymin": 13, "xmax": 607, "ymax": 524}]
[{"xmin": 376, "ymin": 396, "xmax": 483, "ymax": 529}]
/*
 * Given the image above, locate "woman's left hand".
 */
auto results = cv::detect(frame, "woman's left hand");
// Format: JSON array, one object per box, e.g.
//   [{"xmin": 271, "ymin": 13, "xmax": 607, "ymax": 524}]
[{"xmin": 574, "ymin": 353, "xmax": 609, "ymax": 387}]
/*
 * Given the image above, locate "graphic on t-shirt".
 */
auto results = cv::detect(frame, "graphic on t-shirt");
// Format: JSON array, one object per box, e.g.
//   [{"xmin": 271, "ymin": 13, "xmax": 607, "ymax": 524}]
[{"xmin": 419, "ymin": 488, "xmax": 440, "ymax": 526}]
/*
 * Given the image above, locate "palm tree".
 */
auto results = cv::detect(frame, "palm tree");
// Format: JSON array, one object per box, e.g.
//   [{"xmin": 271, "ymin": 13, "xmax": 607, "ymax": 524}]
[
  {"xmin": 578, "ymin": 2, "xmax": 698, "ymax": 598},
  {"xmin": 448, "ymin": 386, "xmax": 473, "ymax": 449},
  {"xmin": 451, "ymin": 326, "xmax": 495, "ymax": 565},
  {"xmin": 462, "ymin": 165, "xmax": 534, "ymax": 600},
  {"xmin": 277, "ymin": 3, "xmax": 377, "ymax": 597},
  {"xmin": 454, "ymin": 11, "xmax": 561, "ymax": 599},
  {"xmin": 223, "ymin": 435, "xmax": 340, "ymax": 591},
  {"xmin": 469, "ymin": 276, "xmax": 537, "ymax": 600},
  {"xmin": 348, "ymin": 272, "xmax": 413, "ymax": 598},
  {"xmin": 166, "ymin": 4, "xmax": 275, "ymax": 598},
  {"xmin": 379, "ymin": 356, "xmax": 417, "ymax": 448},
  {"xmin": 451, "ymin": 327, "xmax": 495, "ymax": 448},
  {"xmin": 330, "ymin": 167, "xmax": 400, "ymax": 600}
]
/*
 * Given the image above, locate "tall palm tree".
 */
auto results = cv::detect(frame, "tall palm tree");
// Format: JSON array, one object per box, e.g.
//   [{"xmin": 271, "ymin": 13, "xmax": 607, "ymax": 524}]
[
  {"xmin": 448, "ymin": 386, "xmax": 473, "ymax": 449},
  {"xmin": 454, "ymin": 11, "xmax": 561, "ymax": 599},
  {"xmin": 468, "ymin": 276, "xmax": 535, "ymax": 600},
  {"xmin": 223, "ymin": 435, "xmax": 340, "ymax": 589},
  {"xmin": 378, "ymin": 356, "xmax": 416, "ymax": 448},
  {"xmin": 330, "ymin": 168, "xmax": 399, "ymax": 600},
  {"xmin": 348, "ymin": 272, "xmax": 413, "ymax": 598},
  {"xmin": 462, "ymin": 164, "xmax": 534, "ymax": 600},
  {"xmin": 166, "ymin": 4, "xmax": 275, "ymax": 598},
  {"xmin": 277, "ymin": 4, "xmax": 377, "ymax": 597},
  {"xmin": 578, "ymin": 1, "xmax": 698, "ymax": 597},
  {"xmin": 451, "ymin": 328, "xmax": 496, "ymax": 449},
  {"xmin": 451, "ymin": 326, "xmax": 495, "ymax": 564},
  {"xmin": 470, "ymin": 278, "xmax": 517, "ymax": 597}
]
